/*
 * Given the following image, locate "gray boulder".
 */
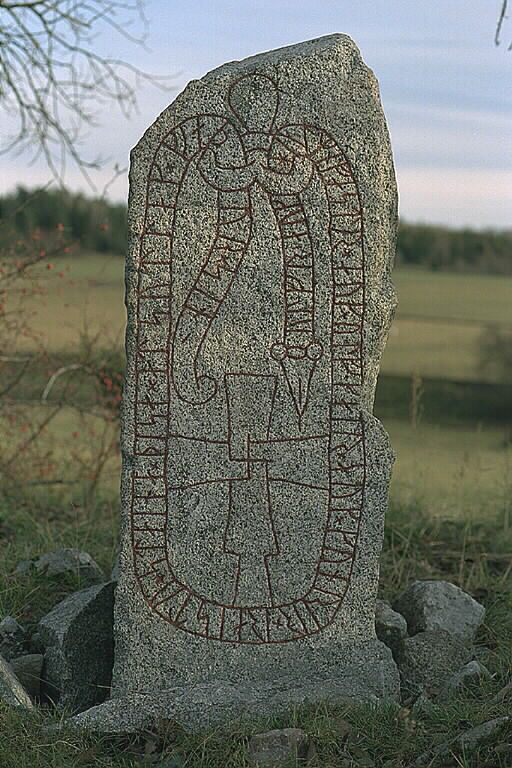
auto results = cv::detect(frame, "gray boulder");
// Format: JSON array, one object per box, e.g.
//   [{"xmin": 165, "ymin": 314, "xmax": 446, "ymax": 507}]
[
  {"xmin": 16, "ymin": 548, "xmax": 105, "ymax": 584},
  {"xmin": 397, "ymin": 629, "xmax": 472, "ymax": 699},
  {"xmin": 0, "ymin": 616, "xmax": 26, "ymax": 660},
  {"xmin": 10, "ymin": 653, "xmax": 44, "ymax": 700},
  {"xmin": 0, "ymin": 654, "xmax": 33, "ymax": 709},
  {"xmin": 38, "ymin": 581, "xmax": 114, "ymax": 713},
  {"xmin": 375, "ymin": 599, "xmax": 407, "ymax": 659},
  {"xmin": 436, "ymin": 659, "xmax": 491, "ymax": 702},
  {"xmin": 393, "ymin": 580, "xmax": 485, "ymax": 643},
  {"xmin": 248, "ymin": 728, "xmax": 313, "ymax": 767}
]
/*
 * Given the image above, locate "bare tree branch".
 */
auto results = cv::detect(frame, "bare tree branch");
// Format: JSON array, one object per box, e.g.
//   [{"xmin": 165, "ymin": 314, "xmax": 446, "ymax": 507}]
[
  {"xmin": 0, "ymin": 0, "xmax": 174, "ymax": 185},
  {"xmin": 495, "ymin": 0, "xmax": 512, "ymax": 49}
]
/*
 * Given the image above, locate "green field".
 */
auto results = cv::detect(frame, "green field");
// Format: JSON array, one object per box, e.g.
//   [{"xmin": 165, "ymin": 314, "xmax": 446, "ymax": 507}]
[
  {"xmin": 1, "ymin": 409, "xmax": 509, "ymax": 522},
  {"xmin": 4, "ymin": 254, "xmax": 510, "ymax": 514},
  {"xmin": 14, "ymin": 256, "xmax": 512, "ymax": 383},
  {"xmin": 383, "ymin": 268, "xmax": 512, "ymax": 382}
]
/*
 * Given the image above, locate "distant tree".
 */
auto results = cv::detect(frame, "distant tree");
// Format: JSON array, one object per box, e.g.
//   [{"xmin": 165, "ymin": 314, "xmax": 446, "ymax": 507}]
[
  {"xmin": 0, "ymin": 0, "xmax": 170, "ymax": 184},
  {"xmin": 479, "ymin": 326, "xmax": 512, "ymax": 383},
  {"xmin": 0, "ymin": 186, "xmax": 127, "ymax": 253}
]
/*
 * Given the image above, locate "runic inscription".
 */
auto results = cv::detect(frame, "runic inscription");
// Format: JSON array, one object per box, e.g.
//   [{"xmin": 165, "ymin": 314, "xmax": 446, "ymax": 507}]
[{"xmin": 130, "ymin": 73, "xmax": 366, "ymax": 644}]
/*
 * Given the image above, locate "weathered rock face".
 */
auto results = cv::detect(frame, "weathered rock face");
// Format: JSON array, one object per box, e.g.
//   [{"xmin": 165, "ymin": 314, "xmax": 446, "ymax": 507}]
[
  {"xmin": 436, "ymin": 659, "xmax": 490, "ymax": 702},
  {"xmin": 393, "ymin": 580, "xmax": 485, "ymax": 643},
  {"xmin": 248, "ymin": 728, "xmax": 313, "ymax": 767},
  {"xmin": 0, "ymin": 616, "xmax": 26, "ymax": 661},
  {"xmin": 16, "ymin": 548, "xmax": 105, "ymax": 585},
  {"xmin": 0, "ymin": 654, "xmax": 33, "ymax": 709},
  {"xmin": 111, "ymin": 34, "xmax": 398, "ymax": 725},
  {"xmin": 10, "ymin": 654, "xmax": 44, "ymax": 700},
  {"xmin": 38, "ymin": 582, "xmax": 114, "ymax": 712},
  {"xmin": 375, "ymin": 599, "xmax": 407, "ymax": 660},
  {"xmin": 397, "ymin": 630, "xmax": 473, "ymax": 699}
]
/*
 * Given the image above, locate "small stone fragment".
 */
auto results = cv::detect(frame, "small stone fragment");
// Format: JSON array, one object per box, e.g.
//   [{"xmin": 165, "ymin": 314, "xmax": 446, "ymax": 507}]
[
  {"xmin": 10, "ymin": 654, "xmax": 44, "ymax": 700},
  {"xmin": 248, "ymin": 728, "xmax": 311, "ymax": 767},
  {"xmin": 413, "ymin": 716, "xmax": 510, "ymax": 766},
  {"xmin": 436, "ymin": 659, "xmax": 490, "ymax": 702},
  {"xmin": 38, "ymin": 582, "xmax": 114, "ymax": 713},
  {"xmin": 375, "ymin": 599, "xmax": 407, "ymax": 659},
  {"xmin": 16, "ymin": 548, "xmax": 105, "ymax": 584},
  {"xmin": 410, "ymin": 691, "xmax": 437, "ymax": 716},
  {"xmin": 493, "ymin": 679, "xmax": 512, "ymax": 702},
  {"xmin": 0, "ymin": 654, "xmax": 33, "ymax": 709},
  {"xmin": 458, "ymin": 716, "xmax": 510, "ymax": 750},
  {"xmin": 0, "ymin": 616, "xmax": 26, "ymax": 661},
  {"xmin": 156, "ymin": 757, "xmax": 185, "ymax": 768},
  {"xmin": 397, "ymin": 629, "xmax": 472, "ymax": 699},
  {"xmin": 393, "ymin": 580, "xmax": 485, "ymax": 643}
]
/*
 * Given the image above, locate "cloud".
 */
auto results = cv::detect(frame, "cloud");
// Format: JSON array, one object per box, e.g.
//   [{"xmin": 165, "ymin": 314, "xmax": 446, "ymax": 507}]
[
  {"xmin": 397, "ymin": 168, "xmax": 512, "ymax": 229},
  {"xmin": 387, "ymin": 102, "xmax": 511, "ymax": 170}
]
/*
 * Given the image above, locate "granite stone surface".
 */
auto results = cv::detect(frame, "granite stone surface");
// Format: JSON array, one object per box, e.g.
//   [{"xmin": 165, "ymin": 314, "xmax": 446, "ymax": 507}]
[
  {"xmin": 375, "ymin": 599, "xmax": 407, "ymax": 661},
  {"xmin": 0, "ymin": 653, "xmax": 33, "ymax": 709},
  {"xmin": 108, "ymin": 33, "xmax": 398, "ymax": 726},
  {"xmin": 38, "ymin": 582, "xmax": 114, "ymax": 712},
  {"xmin": 0, "ymin": 616, "xmax": 26, "ymax": 661},
  {"xmin": 71, "ymin": 650, "xmax": 396, "ymax": 733},
  {"xmin": 397, "ymin": 630, "xmax": 472, "ymax": 699},
  {"xmin": 10, "ymin": 653, "xmax": 44, "ymax": 700},
  {"xmin": 393, "ymin": 580, "xmax": 485, "ymax": 643},
  {"xmin": 248, "ymin": 728, "xmax": 311, "ymax": 766}
]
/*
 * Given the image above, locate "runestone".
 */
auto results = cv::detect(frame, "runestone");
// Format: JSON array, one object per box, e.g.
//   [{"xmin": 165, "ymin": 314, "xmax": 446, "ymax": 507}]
[{"xmin": 76, "ymin": 34, "xmax": 400, "ymax": 732}]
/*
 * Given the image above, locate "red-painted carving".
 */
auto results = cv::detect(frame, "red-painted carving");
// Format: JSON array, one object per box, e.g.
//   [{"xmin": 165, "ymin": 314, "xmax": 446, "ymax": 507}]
[{"xmin": 129, "ymin": 73, "xmax": 366, "ymax": 643}]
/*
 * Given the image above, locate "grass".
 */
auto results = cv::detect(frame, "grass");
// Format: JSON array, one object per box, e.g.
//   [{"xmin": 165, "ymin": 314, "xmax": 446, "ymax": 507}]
[
  {"xmin": 382, "ymin": 319, "xmax": 487, "ymax": 382},
  {"xmin": 9, "ymin": 255, "xmax": 512, "ymax": 382},
  {"xmin": 9, "ymin": 252, "xmax": 125, "ymax": 354},
  {"xmin": 0, "ymin": 492, "xmax": 511, "ymax": 767},
  {"xmin": 1, "ymin": 256, "xmax": 511, "ymax": 764},
  {"xmin": 386, "ymin": 419, "xmax": 512, "ymax": 521},
  {"xmin": 2, "ymin": 407, "xmax": 509, "ymax": 518},
  {"xmin": 392, "ymin": 268, "xmax": 512, "ymax": 327}
]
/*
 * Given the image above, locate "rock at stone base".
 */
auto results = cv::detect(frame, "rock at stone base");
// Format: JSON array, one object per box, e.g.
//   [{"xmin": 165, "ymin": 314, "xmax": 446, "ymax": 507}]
[
  {"xmin": 38, "ymin": 582, "xmax": 114, "ymax": 713},
  {"xmin": 16, "ymin": 548, "xmax": 105, "ymax": 585},
  {"xmin": 413, "ymin": 716, "xmax": 510, "ymax": 766},
  {"xmin": 0, "ymin": 654, "xmax": 33, "ymax": 709},
  {"xmin": 156, "ymin": 758, "xmax": 185, "ymax": 768},
  {"xmin": 375, "ymin": 600, "xmax": 407, "ymax": 660},
  {"xmin": 393, "ymin": 580, "xmax": 485, "ymax": 643},
  {"xmin": 436, "ymin": 659, "xmax": 491, "ymax": 702},
  {"xmin": 397, "ymin": 630, "xmax": 472, "ymax": 699},
  {"xmin": 410, "ymin": 692, "xmax": 437, "ymax": 717},
  {"xmin": 248, "ymin": 728, "xmax": 311, "ymax": 767},
  {"xmin": 10, "ymin": 654, "xmax": 44, "ymax": 700},
  {"xmin": 0, "ymin": 616, "xmax": 26, "ymax": 661},
  {"xmin": 69, "ymin": 651, "xmax": 398, "ymax": 734},
  {"xmin": 458, "ymin": 716, "xmax": 510, "ymax": 751}
]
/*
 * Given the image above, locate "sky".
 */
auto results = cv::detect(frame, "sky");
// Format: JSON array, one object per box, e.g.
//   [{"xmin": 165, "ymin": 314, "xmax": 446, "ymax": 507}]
[{"xmin": 1, "ymin": 0, "xmax": 510, "ymax": 229}]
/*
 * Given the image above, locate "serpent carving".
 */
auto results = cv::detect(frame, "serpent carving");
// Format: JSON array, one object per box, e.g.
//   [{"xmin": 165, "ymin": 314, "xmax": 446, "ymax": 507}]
[{"xmin": 130, "ymin": 73, "xmax": 366, "ymax": 644}]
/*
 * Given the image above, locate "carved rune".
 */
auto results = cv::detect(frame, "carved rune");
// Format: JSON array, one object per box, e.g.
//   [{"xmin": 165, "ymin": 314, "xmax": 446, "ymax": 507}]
[{"xmin": 130, "ymin": 73, "xmax": 367, "ymax": 644}]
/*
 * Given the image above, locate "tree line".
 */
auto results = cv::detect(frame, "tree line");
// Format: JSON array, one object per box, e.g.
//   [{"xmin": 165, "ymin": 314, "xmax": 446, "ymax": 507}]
[
  {"xmin": 0, "ymin": 186, "xmax": 127, "ymax": 255},
  {"xmin": 1, "ymin": 186, "xmax": 510, "ymax": 274}
]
